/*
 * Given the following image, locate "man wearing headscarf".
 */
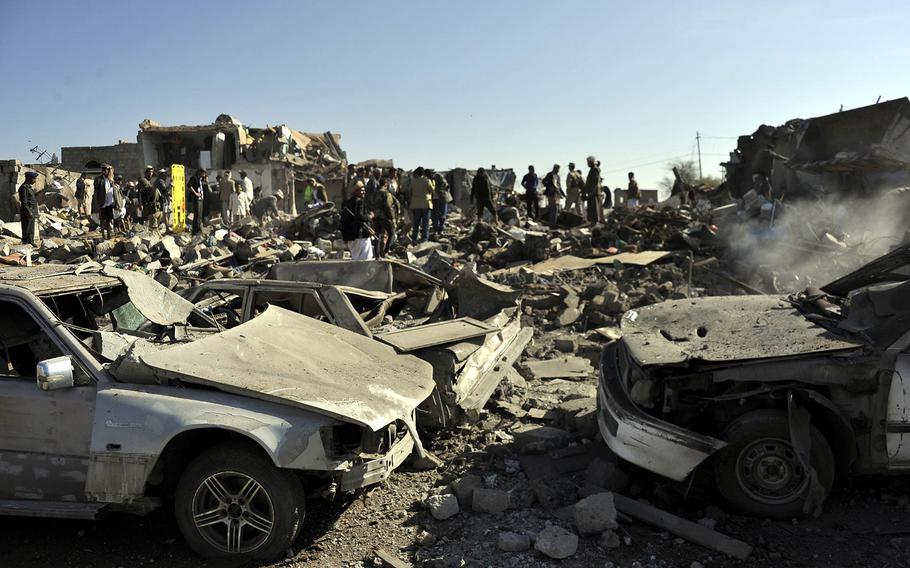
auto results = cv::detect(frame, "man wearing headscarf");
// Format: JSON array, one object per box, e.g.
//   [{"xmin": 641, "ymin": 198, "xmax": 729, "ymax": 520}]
[{"xmin": 584, "ymin": 156, "xmax": 603, "ymax": 223}]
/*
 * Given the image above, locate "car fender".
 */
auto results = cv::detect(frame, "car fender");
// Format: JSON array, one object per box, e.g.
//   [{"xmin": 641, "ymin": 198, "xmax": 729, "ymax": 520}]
[{"xmin": 85, "ymin": 383, "xmax": 340, "ymax": 503}]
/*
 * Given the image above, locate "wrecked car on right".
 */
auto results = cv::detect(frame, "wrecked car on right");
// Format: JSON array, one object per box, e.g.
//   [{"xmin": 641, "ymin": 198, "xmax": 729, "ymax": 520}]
[{"xmin": 597, "ymin": 242, "xmax": 910, "ymax": 518}]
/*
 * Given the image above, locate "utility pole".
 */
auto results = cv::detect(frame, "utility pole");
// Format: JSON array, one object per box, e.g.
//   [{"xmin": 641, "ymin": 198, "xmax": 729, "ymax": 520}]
[{"xmin": 695, "ymin": 131, "xmax": 703, "ymax": 180}]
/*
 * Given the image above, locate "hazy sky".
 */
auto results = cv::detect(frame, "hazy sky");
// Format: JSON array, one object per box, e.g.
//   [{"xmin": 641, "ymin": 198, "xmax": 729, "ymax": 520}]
[{"xmin": 1, "ymin": 0, "xmax": 908, "ymax": 190}]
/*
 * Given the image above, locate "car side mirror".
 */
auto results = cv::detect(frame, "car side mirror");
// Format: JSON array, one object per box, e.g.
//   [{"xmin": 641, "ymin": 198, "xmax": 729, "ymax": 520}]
[{"xmin": 36, "ymin": 356, "xmax": 75, "ymax": 391}]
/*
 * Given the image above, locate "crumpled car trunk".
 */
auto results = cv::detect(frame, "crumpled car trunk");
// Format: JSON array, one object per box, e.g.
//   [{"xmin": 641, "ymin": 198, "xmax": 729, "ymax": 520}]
[
  {"xmin": 621, "ymin": 295, "xmax": 863, "ymax": 366},
  {"xmin": 122, "ymin": 306, "xmax": 435, "ymax": 448}
]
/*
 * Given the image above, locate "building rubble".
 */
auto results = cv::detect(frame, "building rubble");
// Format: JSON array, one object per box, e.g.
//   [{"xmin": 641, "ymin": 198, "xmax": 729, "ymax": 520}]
[{"xmin": 4, "ymin": 104, "xmax": 910, "ymax": 567}]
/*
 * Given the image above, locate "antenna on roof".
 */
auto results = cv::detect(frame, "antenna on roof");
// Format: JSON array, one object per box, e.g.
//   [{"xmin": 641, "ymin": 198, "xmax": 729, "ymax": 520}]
[{"xmin": 876, "ymin": 95, "xmax": 882, "ymax": 104}]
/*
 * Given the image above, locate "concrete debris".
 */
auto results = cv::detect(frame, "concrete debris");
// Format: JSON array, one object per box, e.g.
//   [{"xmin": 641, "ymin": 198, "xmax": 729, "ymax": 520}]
[
  {"xmin": 424, "ymin": 493, "xmax": 459, "ymax": 520},
  {"xmin": 534, "ymin": 525, "xmax": 578, "ymax": 559},
  {"xmin": 497, "ymin": 531, "xmax": 531, "ymax": 552},
  {"xmin": 471, "ymin": 488, "xmax": 510, "ymax": 514},
  {"xmin": 573, "ymin": 491, "xmax": 619, "ymax": 535}
]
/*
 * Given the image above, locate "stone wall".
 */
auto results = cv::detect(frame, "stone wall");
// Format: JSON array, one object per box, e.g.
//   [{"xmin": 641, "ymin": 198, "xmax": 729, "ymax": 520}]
[{"xmin": 61, "ymin": 142, "xmax": 142, "ymax": 178}]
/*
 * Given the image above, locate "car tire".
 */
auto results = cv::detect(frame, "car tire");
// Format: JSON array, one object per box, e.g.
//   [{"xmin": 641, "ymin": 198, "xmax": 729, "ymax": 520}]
[
  {"xmin": 714, "ymin": 409, "xmax": 834, "ymax": 519},
  {"xmin": 174, "ymin": 444, "xmax": 305, "ymax": 560}
]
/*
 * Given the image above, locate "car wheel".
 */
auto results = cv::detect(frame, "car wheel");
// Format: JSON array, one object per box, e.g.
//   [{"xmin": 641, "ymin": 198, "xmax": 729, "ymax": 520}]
[
  {"xmin": 174, "ymin": 444, "xmax": 305, "ymax": 560},
  {"xmin": 714, "ymin": 409, "xmax": 834, "ymax": 519}
]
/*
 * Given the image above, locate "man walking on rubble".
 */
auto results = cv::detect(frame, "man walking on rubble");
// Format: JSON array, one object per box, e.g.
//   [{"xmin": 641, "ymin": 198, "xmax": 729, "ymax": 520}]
[
  {"xmin": 18, "ymin": 171, "xmax": 39, "ymax": 245},
  {"xmin": 373, "ymin": 176, "xmax": 401, "ymax": 258},
  {"xmin": 75, "ymin": 172, "xmax": 89, "ymax": 217},
  {"xmin": 139, "ymin": 166, "xmax": 161, "ymax": 227},
  {"xmin": 521, "ymin": 165, "xmax": 540, "ymax": 220},
  {"xmin": 542, "ymin": 164, "xmax": 564, "ymax": 223},
  {"xmin": 219, "ymin": 170, "xmax": 235, "ymax": 224},
  {"xmin": 627, "ymin": 171, "xmax": 640, "ymax": 209},
  {"xmin": 239, "ymin": 171, "xmax": 255, "ymax": 202},
  {"xmin": 408, "ymin": 167, "xmax": 434, "ymax": 243},
  {"xmin": 187, "ymin": 168, "xmax": 207, "ymax": 235},
  {"xmin": 584, "ymin": 156, "xmax": 603, "ymax": 223},
  {"xmin": 155, "ymin": 169, "xmax": 171, "ymax": 228},
  {"xmin": 340, "ymin": 181, "xmax": 375, "ymax": 260},
  {"xmin": 565, "ymin": 162, "xmax": 584, "ymax": 218},
  {"xmin": 93, "ymin": 164, "xmax": 116, "ymax": 239},
  {"xmin": 430, "ymin": 169, "xmax": 451, "ymax": 235},
  {"xmin": 471, "ymin": 167, "xmax": 499, "ymax": 224}
]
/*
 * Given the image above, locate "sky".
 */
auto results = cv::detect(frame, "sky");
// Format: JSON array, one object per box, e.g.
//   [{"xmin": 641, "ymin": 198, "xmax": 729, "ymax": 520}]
[{"xmin": 1, "ymin": 0, "xmax": 909, "ymax": 191}]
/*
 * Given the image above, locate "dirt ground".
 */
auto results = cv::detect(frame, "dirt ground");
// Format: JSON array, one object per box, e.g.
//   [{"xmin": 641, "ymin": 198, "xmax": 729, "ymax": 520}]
[{"xmin": 3, "ymin": 437, "xmax": 910, "ymax": 568}]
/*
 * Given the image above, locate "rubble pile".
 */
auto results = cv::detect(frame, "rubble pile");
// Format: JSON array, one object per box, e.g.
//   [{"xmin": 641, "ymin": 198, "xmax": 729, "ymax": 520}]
[{"xmin": 3, "ymin": 191, "xmax": 886, "ymax": 567}]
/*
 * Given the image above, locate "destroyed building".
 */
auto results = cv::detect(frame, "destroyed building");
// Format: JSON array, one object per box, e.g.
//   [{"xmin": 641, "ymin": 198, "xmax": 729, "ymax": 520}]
[
  {"xmin": 723, "ymin": 97, "xmax": 910, "ymax": 199},
  {"xmin": 60, "ymin": 140, "xmax": 142, "ymax": 178}
]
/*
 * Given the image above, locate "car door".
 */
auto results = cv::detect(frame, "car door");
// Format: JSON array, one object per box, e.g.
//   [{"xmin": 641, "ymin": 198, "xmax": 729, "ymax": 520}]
[{"xmin": 0, "ymin": 297, "xmax": 96, "ymax": 502}]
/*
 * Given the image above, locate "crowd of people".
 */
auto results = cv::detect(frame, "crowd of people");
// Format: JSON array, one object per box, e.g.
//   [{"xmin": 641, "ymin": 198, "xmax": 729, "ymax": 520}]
[
  {"xmin": 16, "ymin": 158, "xmax": 641, "ymax": 261},
  {"xmin": 16, "ymin": 163, "xmax": 285, "ymax": 245},
  {"xmin": 338, "ymin": 156, "xmax": 640, "ymax": 262}
]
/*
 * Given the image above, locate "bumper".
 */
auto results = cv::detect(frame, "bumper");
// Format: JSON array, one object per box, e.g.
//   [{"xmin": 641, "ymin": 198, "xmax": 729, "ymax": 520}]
[
  {"xmin": 338, "ymin": 429, "xmax": 414, "ymax": 491},
  {"xmin": 596, "ymin": 342, "xmax": 726, "ymax": 481}
]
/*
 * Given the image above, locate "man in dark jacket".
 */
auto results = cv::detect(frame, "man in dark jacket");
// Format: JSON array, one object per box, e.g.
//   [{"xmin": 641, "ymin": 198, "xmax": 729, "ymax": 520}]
[
  {"xmin": 521, "ymin": 165, "xmax": 540, "ymax": 220},
  {"xmin": 340, "ymin": 181, "xmax": 374, "ymax": 260},
  {"xmin": 542, "ymin": 164, "xmax": 564, "ymax": 223},
  {"xmin": 373, "ymin": 177, "xmax": 401, "ymax": 258},
  {"xmin": 18, "ymin": 171, "xmax": 39, "ymax": 245},
  {"xmin": 187, "ymin": 168, "xmax": 207, "ymax": 235},
  {"xmin": 584, "ymin": 156, "xmax": 602, "ymax": 223},
  {"xmin": 471, "ymin": 167, "xmax": 498, "ymax": 224},
  {"xmin": 75, "ymin": 172, "xmax": 89, "ymax": 217},
  {"xmin": 155, "ymin": 169, "xmax": 170, "ymax": 227}
]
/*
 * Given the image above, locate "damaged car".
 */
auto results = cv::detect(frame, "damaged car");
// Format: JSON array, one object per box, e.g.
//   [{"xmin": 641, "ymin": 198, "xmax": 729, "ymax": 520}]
[
  {"xmin": 183, "ymin": 262, "xmax": 532, "ymax": 428},
  {"xmin": 597, "ymin": 242, "xmax": 910, "ymax": 518},
  {"xmin": 0, "ymin": 264, "xmax": 434, "ymax": 559}
]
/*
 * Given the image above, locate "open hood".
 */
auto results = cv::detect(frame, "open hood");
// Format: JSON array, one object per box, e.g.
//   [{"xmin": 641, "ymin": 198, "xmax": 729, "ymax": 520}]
[
  {"xmin": 621, "ymin": 295, "xmax": 862, "ymax": 366},
  {"xmin": 822, "ymin": 242, "xmax": 910, "ymax": 298},
  {"xmin": 136, "ymin": 306, "xmax": 435, "ymax": 433}
]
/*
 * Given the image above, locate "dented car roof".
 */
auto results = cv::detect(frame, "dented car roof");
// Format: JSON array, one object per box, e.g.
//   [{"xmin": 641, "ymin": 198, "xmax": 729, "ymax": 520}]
[
  {"xmin": 621, "ymin": 295, "xmax": 863, "ymax": 366},
  {"xmin": 136, "ymin": 305, "xmax": 436, "ymax": 432}
]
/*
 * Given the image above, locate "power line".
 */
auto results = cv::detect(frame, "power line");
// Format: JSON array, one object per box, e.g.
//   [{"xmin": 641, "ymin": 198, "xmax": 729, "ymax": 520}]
[{"xmin": 601, "ymin": 154, "xmax": 690, "ymax": 175}]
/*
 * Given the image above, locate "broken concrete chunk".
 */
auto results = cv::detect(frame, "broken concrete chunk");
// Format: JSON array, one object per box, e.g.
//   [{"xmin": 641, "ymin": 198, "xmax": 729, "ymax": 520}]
[
  {"xmin": 511, "ymin": 424, "xmax": 571, "ymax": 454},
  {"xmin": 574, "ymin": 492, "xmax": 618, "ymax": 535},
  {"xmin": 472, "ymin": 488, "xmax": 510, "ymax": 513},
  {"xmin": 553, "ymin": 335, "xmax": 578, "ymax": 353},
  {"xmin": 452, "ymin": 474, "xmax": 483, "ymax": 509},
  {"xmin": 534, "ymin": 525, "xmax": 578, "ymax": 559},
  {"xmin": 523, "ymin": 356, "xmax": 593, "ymax": 380},
  {"xmin": 425, "ymin": 493, "xmax": 459, "ymax": 520},
  {"xmin": 498, "ymin": 531, "xmax": 531, "ymax": 552}
]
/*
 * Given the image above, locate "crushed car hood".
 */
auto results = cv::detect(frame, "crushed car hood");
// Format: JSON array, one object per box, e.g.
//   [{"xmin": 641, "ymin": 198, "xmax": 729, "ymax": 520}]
[
  {"xmin": 135, "ymin": 306, "xmax": 435, "ymax": 433},
  {"xmin": 621, "ymin": 295, "xmax": 863, "ymax": 366}
]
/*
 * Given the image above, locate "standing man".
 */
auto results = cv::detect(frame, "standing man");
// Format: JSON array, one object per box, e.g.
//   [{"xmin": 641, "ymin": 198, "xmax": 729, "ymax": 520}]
[
  {"xmin": 136, "ymin": 166, "xmax": 154, "ymax": 223},
  {"xmin": 93, "ymin": 164, "xmax": 116, "ymax": 239},
  {"xmin": 75, "ymin": 172, "xmax": 89, "ymax": 217},
  {"xmin": 187, "ymin": 168, "xmax": 207, "ymax": 235},
  {"xmin": 219, "ymin": 170, "xmax": 235, "ymax": 223},
  {"xmin": 239, "ymin": 171, "xmax": 254, "ymax": 202},
  {"xmin": 471, "ymin": 167, "xmax": 498, "ymax": 224},
  {"xmin": 627, "ymin": 171, "xmax": 640, "ymax": 209},
  {"xmin": 430, "ymin": 169, "xmax": 451, "ymax": 234},
  {"xmin": 521, "ymin": 165, "xmax": 540, "ymax": 220},
  {"xmin": 18, "ymin": 171, "xmax": 39, "ymax": 245},
  {"xmin": 565, "ymin": 163, "xmax": 584, "ymax": 218},
  {"xmin": 373, "ymin": 177, "xmax": 401, "ymax": 258},
  {"xmin": 155, "ymin": 169, "xmax": 171, "ymax": 228},
  {"xmin": 408, "ymin": 167, "xmax": 434, "ymax": 243},
  {"xmin": 584, "ymin": 156, "xmax": 603, "ymax": 223},
  {"xmin": 340, "ymin": 181, "xmax": 374, "ymax": 260},
  {"xmin": 542, "ymin": 164, "xmax": 564, "ymax": 223}
]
